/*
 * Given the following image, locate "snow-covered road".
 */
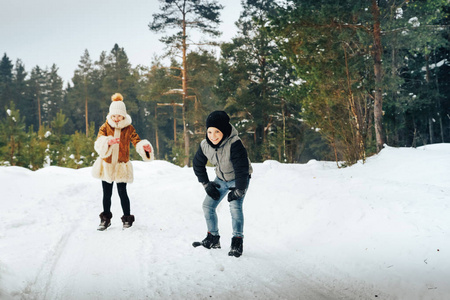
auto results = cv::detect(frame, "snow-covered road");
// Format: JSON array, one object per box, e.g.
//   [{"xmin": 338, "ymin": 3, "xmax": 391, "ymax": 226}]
[{"xmin": 1, "ymin": 144, "xmax": 449, "ymax": 299}]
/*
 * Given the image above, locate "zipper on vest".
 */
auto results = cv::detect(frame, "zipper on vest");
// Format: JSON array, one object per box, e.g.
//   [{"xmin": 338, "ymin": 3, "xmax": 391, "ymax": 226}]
[{"xmin": 215, "ymin": 149, "xmax": 225, "ymax": 180}]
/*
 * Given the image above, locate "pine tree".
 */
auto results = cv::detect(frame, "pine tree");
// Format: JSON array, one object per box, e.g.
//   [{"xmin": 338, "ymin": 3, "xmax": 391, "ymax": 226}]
[
  {"xmin": 380, "ymin": 0, "xmax": 449, "ymax": 146},
  {"xmin": 102, "ymin": 44, "xmax": 132, "ymax": 92},
  {"xmin": 70, "ymin": 50, "xmax": 96, "ymax": 136},
  {"xmin": 149, "ymin": 0, "xmax": 223, "ymax": 166},
  {"xmin": 101, "ymin": 44, "xmax": 143, "ymax": 130},
  {"xmin": 45, "ymin": 64, "xmax": 64, "ymax": 125},
  {"xmin": 65, "ymin": 124, "xmax": 96, "ymax": 169},
  {"xmin": 29, "ymin": 66, "xmax": 47, "ymax": 130},
  {"xmin": 266, "ymin": 0, "xmax": 376, "ymax": 163},
  {"xmin": 48, "ymin": 110, "xmax": 68, "ymax": 166},
  {"xmin": 186, "ymin": 50, "xmax": 220, "ymax": 141},
  {"xmin": 23, "ymin": 125, "xmax": 47, "ymax": 170},
  {"xmin": 12, "ymin": 60, "xmax": 30, "ymax": 126},
  {"xmin": 65, "ymin": 49, "xmax": 106, "ymax": 135},
  {"xmin": 141, "ymin": 58, "xmax": 184, "ymax": 160},
  {"xmin": 216, "ymin": 0, "xmax": 303, "ymax": 162},
  {"xmin": 0, "ymin": 101, "xmax": 26, "ymax": 166},
  {"xmin": 0, "ymin": 53, "xmax": 14, "ymax": 119}
]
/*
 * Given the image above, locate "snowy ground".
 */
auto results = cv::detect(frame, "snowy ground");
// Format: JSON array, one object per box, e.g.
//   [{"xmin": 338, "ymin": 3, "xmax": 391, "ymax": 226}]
[{"xmin": 0, "ymin": 144, "xmax": 449, "ymax": 300}]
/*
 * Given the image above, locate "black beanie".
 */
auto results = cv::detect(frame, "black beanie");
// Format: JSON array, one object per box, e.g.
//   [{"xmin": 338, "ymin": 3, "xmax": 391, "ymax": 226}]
[{"xmin": 206, "ymin": 111, "xmax": 232, "ymax": 138}]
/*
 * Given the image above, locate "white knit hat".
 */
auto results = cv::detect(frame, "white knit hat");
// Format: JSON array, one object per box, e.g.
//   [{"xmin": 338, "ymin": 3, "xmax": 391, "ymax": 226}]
[{"xmin": 109, "ymin": 93, "xmax": 127, "ymax": 116}]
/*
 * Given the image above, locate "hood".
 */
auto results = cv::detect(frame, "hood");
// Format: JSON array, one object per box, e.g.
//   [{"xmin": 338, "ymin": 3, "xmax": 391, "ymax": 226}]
[
  {"xmin": 106, "ymin": 114, "xmax": 132, "ymax": 129},
  {"xmin": 206, "ymin": 125, "xmax": 238, "ymax": 148}
]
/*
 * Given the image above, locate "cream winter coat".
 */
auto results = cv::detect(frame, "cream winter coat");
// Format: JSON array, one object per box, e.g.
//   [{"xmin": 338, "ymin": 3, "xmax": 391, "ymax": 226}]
[{"xmin": 91, "ymin": 114, "xmax": 154, "ymax": 183}]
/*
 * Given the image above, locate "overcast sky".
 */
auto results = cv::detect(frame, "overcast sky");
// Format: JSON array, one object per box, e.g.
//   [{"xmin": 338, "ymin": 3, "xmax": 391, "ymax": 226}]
[{"xmin": 1, "ymin": 0, "xmax": 242, "ymax": 85}]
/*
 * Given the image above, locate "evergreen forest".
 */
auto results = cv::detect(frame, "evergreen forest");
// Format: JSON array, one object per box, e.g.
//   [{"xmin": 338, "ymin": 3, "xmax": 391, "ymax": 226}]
[{"xmin": 0, "ymin": 0, "xmax": 449, "ymax": 170}]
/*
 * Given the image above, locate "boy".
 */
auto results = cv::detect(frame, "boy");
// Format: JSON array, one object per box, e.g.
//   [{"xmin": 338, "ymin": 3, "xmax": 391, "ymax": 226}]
[{"xmin": 193, "ymin": 111, "xmax": 252, "ymax": 257}]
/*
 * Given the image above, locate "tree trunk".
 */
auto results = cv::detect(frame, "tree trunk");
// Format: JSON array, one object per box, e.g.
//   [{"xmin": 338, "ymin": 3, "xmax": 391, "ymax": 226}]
[
  {"xmin": 173, "ymin": 102, "xmax": 177, "ymax": 142},
  {"xmin": 84, "ymin": 78, "xmax": 89, "ymax": 137},
  {"xmin": 182, "ymin": 13, "xmax": 190, "ymax": 167},
  {"xmin": 85, "ymin": 96, "xmax": 89, "ymax": 137},
  {"xmin": 343, "ymin": 45, "xmax": 365, "ymax": 161},
  {"xmin": 155, "ymin": 106, "xmax": 159, "ymax": 157},
  {"xmin": 85, "ymin": 98, "xmax": 89, "ymax": 137},
  {"xmin": 391, "ymin": 30, "xmax": 400, "ymax": 145},
  {"xmin": 429, "ymin": 116, "xmax": 434, "ymax": 144},
  {"xmin": 10, "ymin": 136, "xmax": 15, "ymax": 166},
  {"xmin": 38, "ymin": 94, "xmax": 42, "ymax": 131},
  {"xmin": 425, "ymin": 54, "xmax": 434, "ymax": 144},
  {"xmin": 372, "ymin": 0, "xmax": 384, "ymax": 152},
  {"xmin": 433, "ymin": 50, "xmax": 445, "ymax": 143},
  {"xmin": 282, "ymin": 99, "xmax": 286, "ymax": 161}
]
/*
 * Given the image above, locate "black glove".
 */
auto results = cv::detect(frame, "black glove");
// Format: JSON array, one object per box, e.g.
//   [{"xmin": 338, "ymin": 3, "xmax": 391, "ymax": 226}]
[
  {"xmin": 228, "ymin": 188, "xmax": 245, "ymax": 202},
  {"xmin": 203, "ymin": 182, "xmax": 221, "ymax": 200}
]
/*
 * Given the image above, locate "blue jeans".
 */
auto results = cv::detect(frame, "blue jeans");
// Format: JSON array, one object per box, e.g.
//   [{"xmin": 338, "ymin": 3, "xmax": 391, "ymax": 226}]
[{"xmin": 202, "ymin": 177, "xmax": 249, "ymax": 238}]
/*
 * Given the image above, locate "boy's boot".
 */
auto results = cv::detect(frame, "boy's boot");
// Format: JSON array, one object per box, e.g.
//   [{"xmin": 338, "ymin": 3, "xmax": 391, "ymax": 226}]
[
  {"xmin": 121, "ymin": 215, "xmax": 135, "ymax": 229},
  {"xmin": 228, "ymin": 236, "xmax": 243, "ymax": 257},
  {"xmin": 202, "ymin": 232, "xmax": 221, "ymax": 249},
  {"xmin": 193, "ymin": 232, "xmax": 221, "ymax": 249},
  {"xmin": 97, "ymin": 212, "xmax": 112, "ymax": 231}
]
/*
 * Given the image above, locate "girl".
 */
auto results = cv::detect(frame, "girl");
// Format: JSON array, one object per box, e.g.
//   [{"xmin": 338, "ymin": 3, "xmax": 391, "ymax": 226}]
[
  {"xmin": 193, "ymin": 111, "xmax": 252, "ymax": 257},
  {"xmin": 92, "ymin": 93, "xmax": 154, "ymax": 230}
]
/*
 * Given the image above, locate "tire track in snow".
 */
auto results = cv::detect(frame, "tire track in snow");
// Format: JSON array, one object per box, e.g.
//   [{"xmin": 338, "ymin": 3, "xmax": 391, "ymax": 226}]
[
  {"xmin": 20, "ymin": 225, "xmax": 75, "ymax": 299},
  {"xmin": 24, "ymin": 181, "xmax": 96, "ymax": 299},
  {"xmin": 40, "ymin": 222, "xmax": 152, "ymax": 299}
]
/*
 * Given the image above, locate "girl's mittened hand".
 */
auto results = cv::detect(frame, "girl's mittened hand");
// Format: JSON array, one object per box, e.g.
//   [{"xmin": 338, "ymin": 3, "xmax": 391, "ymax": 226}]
[
  {"xmin": 108, "ymin": 138, "xmax": 120, "ymax": 146},
  {"xmin": 143, "ymin": 144, "xmax": 152, "ymax": 152}
]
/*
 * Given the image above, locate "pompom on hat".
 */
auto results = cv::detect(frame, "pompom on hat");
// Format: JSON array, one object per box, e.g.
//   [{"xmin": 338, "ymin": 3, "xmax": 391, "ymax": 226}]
[
  {"xmin": 109, "ymin": 93, "xmax": 127, "ymax": 117},
  {"xmin": 206, "ymin": 110, "xmax": 232, "ymax": 138}
]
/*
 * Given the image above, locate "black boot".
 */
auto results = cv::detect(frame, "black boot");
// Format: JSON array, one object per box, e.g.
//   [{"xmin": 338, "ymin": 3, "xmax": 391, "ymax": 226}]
[
  {"xmin": 202, "ymin": 232, "xmax": 221, "ymax": 249},
  {"xmin": 97, "ymin": 212, "xmax": 112, "ymax": 231},
  {"xmin": 121, "ymin": 215, "xmax": 135, "ymax": 229},
  {"xmin": 228, "ymin": 236, "xmax": 243, "ymax": 257}
]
